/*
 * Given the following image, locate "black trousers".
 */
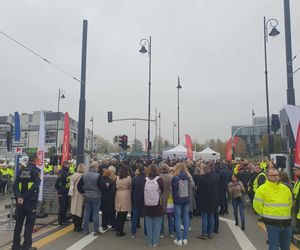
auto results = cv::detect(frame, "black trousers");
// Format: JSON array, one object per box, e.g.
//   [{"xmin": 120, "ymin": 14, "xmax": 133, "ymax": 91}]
[
  {"xmin": 219, "ymin": 189, "xmax": 228, "ymax": 213},
  {"xmin": 72, "ymin": 215, "xmax": 83, "ymax": 231},
  {"xmin": 58, "ymin": 195, "xmax": 69, "ymax": 224},
  {"xmin": 102, "ymin": 210, "xmax": 116, "ymax": 228},
  {"xmin": 12, "ymin": 201, "xmax": 37, "ymax": 250},
  {"xmin": 1, "ymin": 179, "xmax": 7, "ymax": 193},
  {"xmin": 116, "ymin": 211, "xmax": 127, "ymax": 233}
]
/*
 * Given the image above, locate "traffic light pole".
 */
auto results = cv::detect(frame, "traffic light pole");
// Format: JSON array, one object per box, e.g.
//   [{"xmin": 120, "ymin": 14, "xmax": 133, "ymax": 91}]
[
  {"xmin": 0, "ymin": 122, "xmax": 13, "ymax": 151},
  {"xmin": 231, "ymin": 124, "xmax": 268, "ymax": 159},
  {"xmin": 110, "ymin": 117, "xmax": 156, "ymax": 122}
]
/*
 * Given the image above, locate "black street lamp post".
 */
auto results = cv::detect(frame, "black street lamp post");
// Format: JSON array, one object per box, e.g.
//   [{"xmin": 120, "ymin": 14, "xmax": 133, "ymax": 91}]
[
  {"xmin": 55, "ymin": 88, "xmax": 65, "ymax": 156},
  {"xmin": 90, "ymin": 116, "xmax": 94, "ymax": 159},
  {"xmin": 173, "ymin": 122, "xmax": 177, "ymax": 148},
  {"xmin": 133, "ymin": 121, "xmax": 137, "ymax": 152},
  {"xmin": 263, "ymin": 16, "xmax": 280, "ymax": 158},
  {"xmin": 177, "ymin": 76, "xmax": 182, "ymax": 145},
  {"xmin": 139, "ymin": 36, "xmax": 152, "ymax": 159}
]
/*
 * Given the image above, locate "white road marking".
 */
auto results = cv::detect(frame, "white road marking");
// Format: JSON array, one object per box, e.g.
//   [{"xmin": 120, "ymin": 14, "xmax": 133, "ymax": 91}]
[
  {"xmin": 65, "ymin": 227, "xmax": 108, "ymax": 250},
  {"xmin": 219, "ymin": 217, "xmax": 256, "ymax": 250}
]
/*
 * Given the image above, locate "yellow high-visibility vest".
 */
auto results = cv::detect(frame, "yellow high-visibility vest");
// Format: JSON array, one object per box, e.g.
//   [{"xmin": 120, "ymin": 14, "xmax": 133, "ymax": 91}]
[
  {"xmin": 293, "ymin": 180, "xmax": 300, "ymax": 220},
  {"xmin": 253, "ymin": 172, "xmax": 266, "ymax": 193}
]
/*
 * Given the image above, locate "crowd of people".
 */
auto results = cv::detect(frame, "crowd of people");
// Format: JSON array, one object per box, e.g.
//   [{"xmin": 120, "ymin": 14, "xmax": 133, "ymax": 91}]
[
  {"xmin": 53, "ymin": 156, "xmax": 300, "ymax": 249},
  {"xmin": 0, "ymin": 163, "xmax": 14, "ymax": 194},
  {"xmin": 9, "ymin": 155, "xmax": 300, "ymax": 249}
]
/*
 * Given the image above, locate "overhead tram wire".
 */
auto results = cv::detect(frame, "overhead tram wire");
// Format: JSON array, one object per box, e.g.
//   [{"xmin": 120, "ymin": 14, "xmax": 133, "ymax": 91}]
[{"xmin": 0, "ymin": 29, "xmax": 81, "ymax": 84}]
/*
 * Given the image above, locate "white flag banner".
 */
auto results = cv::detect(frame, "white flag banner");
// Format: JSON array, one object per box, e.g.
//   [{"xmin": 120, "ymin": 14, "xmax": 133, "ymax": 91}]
[
  {"xmin": 36, "ymin": 111, "xmax": 45, "ymax": 201},
  {"xmin": 283, "ymin": 105, "xmax": 300, "ymax": 140}
]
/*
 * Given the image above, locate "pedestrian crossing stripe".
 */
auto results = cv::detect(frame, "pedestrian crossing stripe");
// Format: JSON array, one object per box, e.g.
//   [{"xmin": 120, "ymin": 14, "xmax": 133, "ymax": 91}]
[{"xmin": 32, "ymin": 224, "xmax": 74, "ymax": 249}]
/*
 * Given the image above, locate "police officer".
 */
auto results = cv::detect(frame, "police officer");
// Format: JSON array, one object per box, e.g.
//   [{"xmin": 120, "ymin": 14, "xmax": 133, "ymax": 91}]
[
  {"xmin": 12, "ymin": 154, "xmax": 41, "ymax": 250},
  {"xmin": 55, "ymin": 160, "xmax": 71, "ymax": 225}
]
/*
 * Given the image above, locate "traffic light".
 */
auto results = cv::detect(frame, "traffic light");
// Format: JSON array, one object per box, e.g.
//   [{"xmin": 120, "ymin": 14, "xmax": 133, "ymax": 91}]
[
  {"xmin": 6, "ymin": 131, "xmax": 12, "ymax": 151},
  {"xmin": 123, "ymin": 135, "xmax": 128, "ymax": 149},
  {"xmin": 271, "ymin": 114, "xmax": 280, "ymax": 133},
  {"xmin": 118, "ymin": 135, "xmax": 124, "ymax": 148},
  {"xmin": 108, "ymin": 111, "xmax": 113, "ymax": 123},
  {"xmin": 114, "ymin": 136, "xmax": 118, "ymax": 143},
  {"xmin": 118, "ymin": 135, "xmax": 128, "ymax": 150}
]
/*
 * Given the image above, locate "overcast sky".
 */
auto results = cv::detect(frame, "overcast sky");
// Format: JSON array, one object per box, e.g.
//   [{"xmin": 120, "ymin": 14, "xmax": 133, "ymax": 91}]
[{"xmin": 0, "ymin": 0, "xmax": 299, "ymax": 145}]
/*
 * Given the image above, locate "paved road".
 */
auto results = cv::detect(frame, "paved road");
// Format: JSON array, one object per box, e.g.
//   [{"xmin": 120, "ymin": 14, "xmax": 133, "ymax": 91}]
[{"xmin": 38, "ymin": 206, "xmax": 270, "ymax": 250}]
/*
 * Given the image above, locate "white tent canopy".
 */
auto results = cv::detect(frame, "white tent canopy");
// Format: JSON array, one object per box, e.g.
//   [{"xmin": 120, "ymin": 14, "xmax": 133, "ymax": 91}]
[
  {"xmin": 162, "ymin": 145, "xmax": 189, "ymax": 160},
  {"xmin": 196, "ymin": 147, "xmax": 220, "ymax": 161}
]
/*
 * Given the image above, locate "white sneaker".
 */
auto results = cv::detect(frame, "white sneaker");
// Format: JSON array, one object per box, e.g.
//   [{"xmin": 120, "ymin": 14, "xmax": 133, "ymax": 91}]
[
  {"xmin": 160, "ymin": 234, "xmax": 165, "ymax": 238},
  {"xmin": 182, "ymin": 239, "xmax": 188, "ymax": 245},
  {"xmin": 173, "ymin": 239, "xmax": 182, "ymax": 246},
  {"xmin": 180, "ymin": 225, "xmax": 184, "ymax": 230},
  {"xmin": 170, "ymin": 234, "xmax": 174, "ymax": 238},
  {"xmin": 189, "ymin": 226, "xmax": 191, "ymax": 231}
]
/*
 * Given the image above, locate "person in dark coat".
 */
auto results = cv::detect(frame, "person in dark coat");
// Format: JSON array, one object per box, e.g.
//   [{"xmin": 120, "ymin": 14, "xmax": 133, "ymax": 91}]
[
  {"xmin": 131, "ymin": 164, "xmax": 146, "ymax": 238},
  {"xmin": 218, "ymin": 163, "xmax": 231, "ymax": 215},
  {"xmin": 55, "ymin": 160, "xmax": 71, "ymax": 225},
  {"xmin": 195, "ymin": 164, "xmax": 218, "ymax": 240},
  {"xmin": 209, "ymin": 164, "xmax": 220, "ymax": 234},
  {"xmin": 101, "ymin": 169, "xmax": 116, "ymax": 230}
]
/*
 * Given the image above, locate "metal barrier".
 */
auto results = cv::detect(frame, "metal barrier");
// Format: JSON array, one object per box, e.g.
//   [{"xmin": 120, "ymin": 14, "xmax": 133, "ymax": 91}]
[{"xmin": 2, "ymin": 197, "xmax": 15, "ymax": 231}]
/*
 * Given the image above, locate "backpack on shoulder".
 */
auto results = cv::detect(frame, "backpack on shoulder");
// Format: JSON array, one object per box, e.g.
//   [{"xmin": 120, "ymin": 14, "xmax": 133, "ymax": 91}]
[
  {"xmin": 178, "ymin": 178, "xmax": 189, "ymax": 198},
  {"xmin": 144, "ymin": 176, "xmax": 160, "ymax": 206}
]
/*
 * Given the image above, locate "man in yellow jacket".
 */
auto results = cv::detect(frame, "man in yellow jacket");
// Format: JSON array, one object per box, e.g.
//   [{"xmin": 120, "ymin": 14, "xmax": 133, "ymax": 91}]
[
  {"xmin": 293, "ymin": 164, "xmax": 300, "ymax": 232},
  {"xmin": 253, "ymin": 168, "xmax": 292, "ymax": 250}
]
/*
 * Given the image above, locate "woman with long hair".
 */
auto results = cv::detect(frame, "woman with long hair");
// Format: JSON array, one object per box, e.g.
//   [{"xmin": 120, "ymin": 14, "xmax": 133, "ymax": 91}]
[
  {"xmin": 144, "ymin": 164, "xmax": 164, "ymax": 247},
  {"xmin": 172, "ymin": 163, "xmax": 190, "ymax": 246},
  {"xmin": 115, "ymin": 164, "xmax": 132, "ymax": 236},
  {"xmin": 228, "ymin": 174, "xmax": 246, "ymax": 231},
  {"xmin": 69, "ymin": 163, "xmax": 85, "ymax": 232}
]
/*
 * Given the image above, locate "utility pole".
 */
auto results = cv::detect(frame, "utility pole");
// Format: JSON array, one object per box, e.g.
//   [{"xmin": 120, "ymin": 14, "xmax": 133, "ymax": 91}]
[{"xmin": 76, "ymin": 20, "xmax": 88, "ymax": 165}]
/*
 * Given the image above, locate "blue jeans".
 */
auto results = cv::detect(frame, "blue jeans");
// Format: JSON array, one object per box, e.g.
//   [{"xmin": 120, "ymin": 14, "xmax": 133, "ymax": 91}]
[
  {"xmin": 83, "ymin": 198, "xmax": 100, "ymax": 233},
  {"xmin": 131, "ymin": 208, "xmax": 146, "ymax": 236},
  {"xmin": 161, "ymin": 213, "xmax": 174, "ymax": 235},
  {"xmin": 232, "ymin": 198, "xmax": 245, "ymax": 224},
  {"xmin": 174, "ymin": 204, "xmax": 189, "ymax": 241},
  {"xmin": 266, "ymin": 224, "xmax": 292, "ymax": 250},
  {"xmin": 201, "ymin": 212, "xmax": 214, "ymax": 236},
  {"xmin": 145, "ymin": 216, "xmax": 162, "ymax": 246}
]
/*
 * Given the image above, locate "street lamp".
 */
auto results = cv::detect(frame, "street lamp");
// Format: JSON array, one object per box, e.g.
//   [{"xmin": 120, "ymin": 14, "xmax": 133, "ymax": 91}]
[
  {"xmin": 177, "ymin": 76, "xmax": 182, "ymax": 145},
  {"xmin": 264, "ymin": 17, "xmax": 280, "ymax": 158},
  {"xmin": 133, "ymin": 121, "xmax": 137, "ymax": 152},
  {"xmin": 55, "ymin": 88, "xmax": 66, "ymax": 157},
  {"xmin": 158, "ymin": 112, "xmax": 161, "ymax": 156},
  {"xmin": 90, "ymin": 116, "xmax": 94, "ymax": 158},
  {"xmin": 252, "ymin": 109, "xmax": 255, "ymax": 154},
  {"xmin": 139, "ymin": 36, "xmax": 152, "ymax": 159},
  {"xmin": 173, "ymin": 122, "xmax": 177, "ymax": 147}
]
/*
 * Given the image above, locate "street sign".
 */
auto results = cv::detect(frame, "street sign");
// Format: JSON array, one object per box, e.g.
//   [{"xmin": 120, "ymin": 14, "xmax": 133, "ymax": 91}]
[
  {"xmin": 12, "ymin": 141, "xmax": 25, "ymax": 147},
  {"xmin": 14, "ymin": 147, "xmax": 23, "ymax": 154}
]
